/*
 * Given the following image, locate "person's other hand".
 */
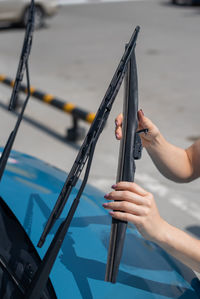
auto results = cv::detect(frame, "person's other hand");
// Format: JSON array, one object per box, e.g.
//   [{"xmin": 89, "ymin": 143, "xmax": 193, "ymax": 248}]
[
  {"xmin": 115, "ymin": 110, "xmax": 160, "ymax": 148},
  {"xmin": 103, "ymin": 182, "xmax": 166, "ymax": 242}
]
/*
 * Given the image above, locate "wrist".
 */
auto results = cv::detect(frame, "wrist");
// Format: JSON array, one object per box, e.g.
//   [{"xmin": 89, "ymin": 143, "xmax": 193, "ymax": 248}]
[
  {"xmin": 145, "ymin": 131, "xmax": 166, "ymax": 152},
  {"xmin": 152, "ymin": 220, "xmax": 179, "ymax": 254},
  {"xmin": 150, "ymin": 218, "xmax": 170, "ymax": 245}
]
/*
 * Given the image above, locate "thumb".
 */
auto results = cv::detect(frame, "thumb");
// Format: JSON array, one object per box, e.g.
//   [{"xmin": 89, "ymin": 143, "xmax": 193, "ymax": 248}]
[{"xmin": 138, "ymin": 110, "xmax": 153, "ymax": 129}]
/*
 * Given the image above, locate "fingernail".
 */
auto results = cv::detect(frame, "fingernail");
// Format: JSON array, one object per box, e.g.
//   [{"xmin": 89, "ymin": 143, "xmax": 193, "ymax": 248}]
[
  {"xmin": 140, "ymin": 109, "xmax": 144, "ymax": 115},
  {"xmin": 109, "ymin": 211, "xmax": 115, "ymax": 216},
  {"xmin": 115, "ymin": 120, "xmax": 118, "ymax": 126},
  {"xmin": 111, "ymin": 184, "xmax": 117, "ymax": 189},
  {"xmin": 102, "ymin": 203, "xmax": 108, "ymax": 207},
  {"xmin": 137, "ymin": 111, "xmax": 141, "ymax": 121},
  {"xmin": 116, "ymin": 133, "xmax": 120, "ymax": 139},
  {"xmin": 104, "ymin": 194, "xmax": 109, "ymax": 199}
]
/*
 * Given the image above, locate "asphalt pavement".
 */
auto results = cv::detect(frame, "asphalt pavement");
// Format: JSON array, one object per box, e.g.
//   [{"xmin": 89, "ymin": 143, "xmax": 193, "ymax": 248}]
[{"xmin": 0, "ymin": 0, "xmax": 200, "ymax": 241}]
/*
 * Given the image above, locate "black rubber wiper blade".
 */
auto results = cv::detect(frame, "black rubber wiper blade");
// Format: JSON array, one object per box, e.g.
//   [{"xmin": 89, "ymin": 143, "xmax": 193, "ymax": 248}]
[
  {"xmin": 37, "ymin": 26, "xmax": 140, "ymax": 248},
  {"xmin": 24, "ymin": 27, "xmax": 139, "ymax": 299},
  {"xmin": 24, "ymin": 26, "xmax": 140, "ymax": 299},
  {"xmin": 24, "ymin": 30, "xmax": 141, "ymax": 295},
  {"xmin": 8, "ymin": 0, "xmax": 35, "ymax": 111},
  {"xmin": 105, "ymin": 48, "xmax": 141, "ymax": 283},
  {"xmin": 24, "ymin": 134, "xmax": 98, "ymax": 299},
  {"xmin": 0, "ymin": 1, "xmax": 35, "ymax": 181}
]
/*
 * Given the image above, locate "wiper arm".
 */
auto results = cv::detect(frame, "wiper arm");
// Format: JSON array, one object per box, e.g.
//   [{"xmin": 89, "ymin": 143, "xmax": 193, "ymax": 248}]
[
  {"xmin": 0, "ymin": 0, "xmax": 35, "ymax": 182},
  {"xmin": 8, "ymin": 0, "xmax": 35, "ymax": 111},
  {"xmin": 105, "ymin": 48, "xmax": 142, "ymax": 282},
  {"xmin": 37, "ymin": 26, "xmax": 140, "ymax": 248},
  {"xmin": 24, "ymin": 134, "xmax": 97, "ymax": 299},
  {"xmin": 24, "ymin": 27, "xmax": 140, "ymax": 299}
]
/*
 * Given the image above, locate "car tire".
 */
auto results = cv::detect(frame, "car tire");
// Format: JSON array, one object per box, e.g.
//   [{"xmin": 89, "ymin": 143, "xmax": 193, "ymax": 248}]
[{"xmin": 22, "ymin": 5, "xmax": 44, "ymax": 29}]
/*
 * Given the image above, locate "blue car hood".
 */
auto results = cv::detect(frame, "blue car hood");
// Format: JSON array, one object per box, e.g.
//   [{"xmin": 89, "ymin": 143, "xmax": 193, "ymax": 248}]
[{"xmin": 0, "ymin": 149, "xmax": 200, "ymax": 299}]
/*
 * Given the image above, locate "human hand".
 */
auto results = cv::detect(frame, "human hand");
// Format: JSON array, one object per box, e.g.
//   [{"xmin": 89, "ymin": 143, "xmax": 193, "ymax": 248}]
[
  {"xmin": 115, "ymin": 110, "xmax": 160, "ymax": 148},
  {"xmin": 103, "ymin": 182, "xmax": 166, "ymax": 243}
]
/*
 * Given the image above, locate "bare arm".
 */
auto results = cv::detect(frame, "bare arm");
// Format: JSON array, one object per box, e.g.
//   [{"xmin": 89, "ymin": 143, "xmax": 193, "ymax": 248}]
[
  {"xmin": 145, "ymin": 133, "xmax": 199, "ymax": 182},
  {"xmin": 103, "ymin": 182, "xmax": 200, "ymax": 273},
  {"xmin": 115, "ymin": 111, "xmax": 200, "ymax": 182},
  {"xmin": 157, "ymin": 221, "xmax": 200, "ymax": 273}
]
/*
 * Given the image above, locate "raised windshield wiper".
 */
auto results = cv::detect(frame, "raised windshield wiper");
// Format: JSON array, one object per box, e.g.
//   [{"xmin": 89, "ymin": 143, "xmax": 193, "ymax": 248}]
[
  {"xmin": 24, "ymin": 26, "xmax": 140, "ymax": 299},
  {"xmin": 8, "ymin": 0, "xmax": 35, "ymax": 111},
  {"xmin": 105, "ymin": 48, "xmax": 144, "ymax": 283},
  {"xmin": 0, "ymin": 0, "xmax": 35, "ymax": 182},
  {"xmin": 37, "ymin": 26, "xmax": 140, "ymax": 248}
]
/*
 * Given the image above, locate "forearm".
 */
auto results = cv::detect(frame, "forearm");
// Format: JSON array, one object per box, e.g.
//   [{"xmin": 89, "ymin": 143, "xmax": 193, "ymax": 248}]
[
  {"xmin": 154, "ymin": 221, "xmax": 200, "ymax": 273},
  {"xmin": 146, "ymin": 133, "xmax": 193, "ymax": 182}
]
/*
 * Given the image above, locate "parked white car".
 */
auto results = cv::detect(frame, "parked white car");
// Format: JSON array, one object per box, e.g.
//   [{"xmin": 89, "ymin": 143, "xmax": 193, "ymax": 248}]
[
  {"xmin": 0, "ymin": 0, "xmax": 58, "ymax": 28},
  {"xmin": 172, "ymin": 0, "xmax": 200, "ymax": 4}
]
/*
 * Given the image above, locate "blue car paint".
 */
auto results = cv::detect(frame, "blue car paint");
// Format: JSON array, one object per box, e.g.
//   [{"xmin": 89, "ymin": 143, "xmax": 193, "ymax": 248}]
[{"xmin": 0, "ymin": 148, "xmax": 200, "ymax": 298}]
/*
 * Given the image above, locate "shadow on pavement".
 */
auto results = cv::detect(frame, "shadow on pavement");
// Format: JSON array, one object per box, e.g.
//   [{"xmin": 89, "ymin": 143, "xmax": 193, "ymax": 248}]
[{"xmin": 0, "ymin": 101, "xmax": 81, "ymax": 151}]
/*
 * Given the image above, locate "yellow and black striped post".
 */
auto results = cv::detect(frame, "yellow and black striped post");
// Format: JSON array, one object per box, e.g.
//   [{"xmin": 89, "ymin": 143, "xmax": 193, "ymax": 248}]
[
  {"xmin": 0, "ymin": 75, "xmax": 96, "ymax": 141},
  {"xmin": 0, "ymin": 75, "xmax": 95, "ymax": 124}
]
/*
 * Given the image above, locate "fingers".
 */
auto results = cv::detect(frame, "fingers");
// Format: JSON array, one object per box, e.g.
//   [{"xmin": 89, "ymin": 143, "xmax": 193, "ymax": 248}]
[
  {"xmin": 103, "ymin": 182, "xmax": 151, "ymax": 223},
  {"xmin": 138, "ymin": 109, "xmax": 152, "ymax": 128},
  {"xmin": 103, "ymin": 200, "xmax": 147, "ymax": 216},
  {"xmin": 104, "ymin": 189, "xmax": 147, "ymax": 205},
  {"xmin": 109, "ymin": 211, "xmax": 140, "ymax": 224},
  {"xmin": 138, "ymin": 109, "xmax": 156, "ymax": 133},
  {"xmin": 115, "ymin": 113, "xmax": 123, "ymax": 140},
  {"xmin": 115, "ymin": 110, "xmax": 152, "ymax": 140},
  {"xmin": 137, "ymin": 109, "xmax": 144, "ymax": 122},
  {"xmin": 103, "ymin": 182, "xmax": 150, "ymax": 215},
  {"xmin": 115, "ymin": 113, "xmax": 123, "ymax": 126},
  {"xmin": 112, "ymin": 181, "xmax": 148, "ymax": 196}
]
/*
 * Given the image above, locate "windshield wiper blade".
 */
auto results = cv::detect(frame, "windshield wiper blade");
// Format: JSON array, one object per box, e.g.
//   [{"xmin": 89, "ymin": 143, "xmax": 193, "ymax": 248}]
[
  {"xmin": 0, "ymin": 0, "xmax": 35, "ymax": 182},
  {"xmin": 24, "ymin": 135, "xmax": 97, "ymax": 299},
  {"xmin": 8, "ymin": 0, "xmax": 35, "ymax": 111},
  {"xmin": 105, "ymin": 49, "xmax": 141, "ymax": 283},
  {"xmin": 37, "ymin": 26, "xmax": 140, "ymax": 248},
  {"xmin": 24, "ymin": 27, "xmax": 140, "ymax": 299}
]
